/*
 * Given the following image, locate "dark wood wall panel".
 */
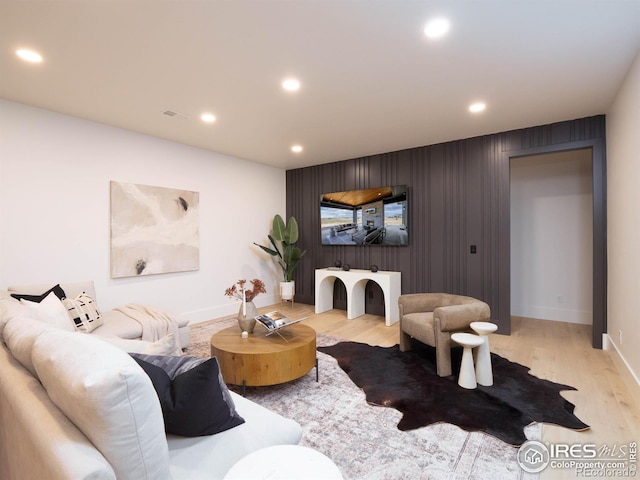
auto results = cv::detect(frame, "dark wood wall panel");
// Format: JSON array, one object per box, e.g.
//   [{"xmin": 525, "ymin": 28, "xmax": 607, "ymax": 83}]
[{"xmin": 286, "ymin": 115, "xmax": 606, "ymax": 341}]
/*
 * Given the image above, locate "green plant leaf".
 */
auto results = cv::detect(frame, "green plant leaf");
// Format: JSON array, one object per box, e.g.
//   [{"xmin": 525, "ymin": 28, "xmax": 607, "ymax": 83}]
[
  {"xmin": 253, "ymin": 242, "xmax": 278, "ymax": 257},
  {"xmin": 282, "ymin": 246, "xmax": 305, "ymax": 281},
  {"xmin": 287, "ymin": 216, "xmax": 299, "ymax": 244},
  {"xmin": 272, "ymin": 215, "xmax": 286, "ymax": 242},
  {"xmin": 267, "ymin": 235, "xmax": 282, "ymax": 259}
]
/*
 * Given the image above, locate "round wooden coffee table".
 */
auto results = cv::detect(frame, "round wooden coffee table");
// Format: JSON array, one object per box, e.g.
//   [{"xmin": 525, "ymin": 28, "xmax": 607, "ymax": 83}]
[{"xmin": 210, "ymin": 323, "xmax": 317, "ymax": 389}]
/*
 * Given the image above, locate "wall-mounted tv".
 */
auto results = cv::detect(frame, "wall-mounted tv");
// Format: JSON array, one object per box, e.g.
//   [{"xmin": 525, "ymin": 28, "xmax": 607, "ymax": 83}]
[{"xmin": 320, "ymin": 185, "xmax": 408, "ymax": 246}]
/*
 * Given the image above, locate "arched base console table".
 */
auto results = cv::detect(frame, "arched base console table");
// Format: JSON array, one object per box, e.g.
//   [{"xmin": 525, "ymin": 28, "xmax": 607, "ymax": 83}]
[{"xmin": 314, "ymin": 268, "xmax": 401, "ymax": 326}]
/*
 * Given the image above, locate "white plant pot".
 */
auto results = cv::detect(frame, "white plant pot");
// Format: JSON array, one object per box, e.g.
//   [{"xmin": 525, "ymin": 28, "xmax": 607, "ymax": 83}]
[{"xmin": 280, "ymin": 281, "xmax": 295, "ymax": 300}]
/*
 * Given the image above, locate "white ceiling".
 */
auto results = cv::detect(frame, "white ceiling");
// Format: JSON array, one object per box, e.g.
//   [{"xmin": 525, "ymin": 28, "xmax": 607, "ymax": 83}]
[{"xmin": 1, "ymin": 1, "xmax": 639, "ymax": 170}]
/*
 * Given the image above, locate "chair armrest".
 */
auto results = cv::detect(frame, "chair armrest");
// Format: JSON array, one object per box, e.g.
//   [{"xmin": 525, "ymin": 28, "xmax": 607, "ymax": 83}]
[
  {"xmin": 398, "ymin": 293, "xmax": 446, "ymax": 315},
  {"xmin": 434, "ymin": 301, "xmax": 490, "ymax": 332}
]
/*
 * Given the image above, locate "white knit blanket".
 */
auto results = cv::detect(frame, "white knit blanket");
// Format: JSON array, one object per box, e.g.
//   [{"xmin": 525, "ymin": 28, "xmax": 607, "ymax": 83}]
[{"xmin": 114, "ymin": 304, "xmax": 180, "ymax": 343}]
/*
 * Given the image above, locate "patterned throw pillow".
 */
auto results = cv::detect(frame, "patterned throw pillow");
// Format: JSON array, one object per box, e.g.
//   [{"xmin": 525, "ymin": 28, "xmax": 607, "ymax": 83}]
[
  {"xmin": 130, "ymin": 353, "xmax": 245, "ymax": 437},
  {"xmin": 10, "ymin": 283, "xmax": 67, "ymax": 302},
  {"xmin": 62, "ymin": 292, "xmax": 103, "ymax": 333}
]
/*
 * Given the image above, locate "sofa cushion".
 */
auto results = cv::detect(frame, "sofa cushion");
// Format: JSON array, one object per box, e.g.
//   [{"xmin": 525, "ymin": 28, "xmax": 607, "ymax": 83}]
[
  {"xmin": 32, "ymin": 331, "xmax": 171, "ymax": 480},
  {"xmin": 0, "ymin": 344, "xmax": 117, "ymax": 480},
  {"xmin": 91, "ymin": 309, "xmax": 144, "ymax": 339},
  {"xmin": 0, "ymin": 294, "xmax": 23, "ymax": 342},
  {"xmin": 62, "ymin": 293, "xmax": 103, "ymax": 333},
  {"xmin": 101, "ymin": 334, "xmax": 179, "ymax": 356},
  {"xmin": 4, "ymin": 316, "xmax": 54, "ymax": 376},
  {"xmin": 19, "ymin": 292, "xmax": 76, "ymax": 331},
  {"xmin": 167, "ymin": 392, "xmax": 303, "ymax": 479},
  {"xmin": 131, "ymin": 354, "xmax": 245, "ymax": 437},
  {"xmin": 9, "ymin": 283, "xmax": 67, "ymax": 303}
]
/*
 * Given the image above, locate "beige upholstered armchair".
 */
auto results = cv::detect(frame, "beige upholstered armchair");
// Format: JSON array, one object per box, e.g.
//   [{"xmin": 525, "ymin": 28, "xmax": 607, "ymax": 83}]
[{"xmin": 398, "ymin": 293, "xmax": 491, "ymax": 377}]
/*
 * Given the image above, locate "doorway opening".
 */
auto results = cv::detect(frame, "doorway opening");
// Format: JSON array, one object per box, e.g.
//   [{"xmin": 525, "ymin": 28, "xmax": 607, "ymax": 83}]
[{"xmin": 510, "ymin": 149, "xmax": 593, "ymax": 328}]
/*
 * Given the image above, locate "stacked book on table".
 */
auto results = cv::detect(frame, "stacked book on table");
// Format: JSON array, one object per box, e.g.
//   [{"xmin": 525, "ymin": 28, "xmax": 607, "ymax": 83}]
[{"xmin": 254, "ymin": 311, "xmax": 307, "ymax": 336}]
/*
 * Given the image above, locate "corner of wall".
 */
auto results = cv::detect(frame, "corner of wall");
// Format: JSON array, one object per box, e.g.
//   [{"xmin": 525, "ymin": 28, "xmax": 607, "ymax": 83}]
[{"xmin": 604, "ymin": 334, "xmax": 640, "ymax": 390}]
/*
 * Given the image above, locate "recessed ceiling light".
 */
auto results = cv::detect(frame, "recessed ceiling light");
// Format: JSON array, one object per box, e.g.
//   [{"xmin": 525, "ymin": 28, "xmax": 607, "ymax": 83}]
[
  {"xmin": 16, "ymin": 48, "xmax": 43, "ymax": 63},
  {"xmin": 424, "ymin": 18, "xmax": 450, "ymax": 39},
  {"xmin": 469, "ymin": 102, "xmax": 486, "ymax": 113},
  {"xmin": 282, "ymin": 78, "xmax": 301, "ymax": 92},
  {"xmin": 291, "ymin": 145, "xmax": 303, "ymax": 153},
  {"xmin": 200, "ymin": 113, "xmax": 216, "ymax": 123}
]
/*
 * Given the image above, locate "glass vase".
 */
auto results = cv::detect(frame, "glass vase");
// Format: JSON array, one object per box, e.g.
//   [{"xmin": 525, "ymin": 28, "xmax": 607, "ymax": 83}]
[{"xmin": 237, "ymin": 301, "xmax": 258, "ymax": 333}]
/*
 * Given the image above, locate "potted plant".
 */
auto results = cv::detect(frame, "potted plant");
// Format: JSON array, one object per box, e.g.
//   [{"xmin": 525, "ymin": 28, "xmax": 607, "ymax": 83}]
[{"xmin": 254, "ymin": 214, "xmax": 306, "ymax": 300}]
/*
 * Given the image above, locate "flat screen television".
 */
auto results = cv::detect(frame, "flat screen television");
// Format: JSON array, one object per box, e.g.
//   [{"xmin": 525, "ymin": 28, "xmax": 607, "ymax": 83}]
[{"xmin": 320, "ymin": 185, "xmax": 408, "ymax": 246}]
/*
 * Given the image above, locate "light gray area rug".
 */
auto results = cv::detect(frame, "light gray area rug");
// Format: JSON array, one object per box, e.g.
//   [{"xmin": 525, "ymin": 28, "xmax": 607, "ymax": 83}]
[{"xmin": 186, "ymin": 319, "xmax": 540, "ymax": 480}]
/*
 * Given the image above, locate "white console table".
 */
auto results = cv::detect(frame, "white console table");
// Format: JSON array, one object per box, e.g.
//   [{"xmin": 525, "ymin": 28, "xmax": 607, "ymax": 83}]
[{"xmin": 315, "ymin": 268, "xmax": 401, "ymax": 326}]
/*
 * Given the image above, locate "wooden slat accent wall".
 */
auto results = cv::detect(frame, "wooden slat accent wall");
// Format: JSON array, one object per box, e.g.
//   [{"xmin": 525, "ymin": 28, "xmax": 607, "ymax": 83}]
[{"xmin": 286, "ymin": 115, "xmax": 606, "ymax": 344}]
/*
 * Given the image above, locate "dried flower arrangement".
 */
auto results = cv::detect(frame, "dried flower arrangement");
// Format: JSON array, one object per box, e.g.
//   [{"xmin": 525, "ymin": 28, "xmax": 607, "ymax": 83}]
[{"xmin": 224, "ymin": 279, "xmax": 266, "ymax": 303}]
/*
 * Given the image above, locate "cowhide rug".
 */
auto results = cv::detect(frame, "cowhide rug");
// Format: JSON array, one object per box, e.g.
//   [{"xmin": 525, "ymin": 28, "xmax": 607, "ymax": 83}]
[{"xmin": 318, "ymin": 340, "xmax": 589, "ymax": 445}]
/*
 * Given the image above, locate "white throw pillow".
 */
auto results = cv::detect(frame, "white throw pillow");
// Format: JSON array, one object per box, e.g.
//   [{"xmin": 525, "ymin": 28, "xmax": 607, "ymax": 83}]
[
  {"xmin": 62, "ymin": 292, "xmax": 103, "ymax": 332},
  {"xmin": 19, "ymin": 292, "xmax": 75, "ymax": 331},
  {"xmin": 100, "ymin": 333, "xmax": 180, "ymax": 356},
  {"xmin": 0, "ymin": 301, "xmax": 7, "ymax": 342},
  {"xmin": 4, "ymin": 316, "xmax": 54, "ymax": 376},
  {"xmin": 32, "ymin": 330, "xmax": 172, "ymax": 480},
  {"xmin": 0, "ymin": 295, "xmax": 27, "ymax": 342}
]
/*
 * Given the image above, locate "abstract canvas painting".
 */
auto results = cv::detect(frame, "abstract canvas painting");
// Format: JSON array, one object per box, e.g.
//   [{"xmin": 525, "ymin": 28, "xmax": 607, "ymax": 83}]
[{"xmin": 110, "ymin": 181, "xmax": 199, "ymax": 278}]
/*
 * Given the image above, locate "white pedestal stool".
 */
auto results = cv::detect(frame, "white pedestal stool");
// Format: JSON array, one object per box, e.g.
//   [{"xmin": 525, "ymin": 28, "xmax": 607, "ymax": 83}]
[
  {"xmin": 224, "ymin": 445, "xmax": 343, "ymax": 479},
  {"xmin": 470, "ymin": 321, "xmax": 498, "ymax": 386},
  {"xmin": 450, "ymin": 332, "xmax": 484, "ymax": 389}
]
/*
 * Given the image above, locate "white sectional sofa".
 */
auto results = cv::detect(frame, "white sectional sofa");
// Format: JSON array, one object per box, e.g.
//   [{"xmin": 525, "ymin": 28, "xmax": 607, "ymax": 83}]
[
  {"xmin": 5, "ymin": 281, "xmax": 192, "ymax": 349},
  {"xmin": 0, "ymin": 283, "xmax": 304, "ymax": 480}
]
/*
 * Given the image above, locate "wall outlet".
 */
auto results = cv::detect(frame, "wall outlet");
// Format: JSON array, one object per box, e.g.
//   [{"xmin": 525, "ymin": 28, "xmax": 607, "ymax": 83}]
[
  {"xmin": 619, "ymin": 329, "xmax": 623, "ymax": 345},
  {"xmin": 557, "ymin": 295, "xmax": 564, "ymax": 304}
]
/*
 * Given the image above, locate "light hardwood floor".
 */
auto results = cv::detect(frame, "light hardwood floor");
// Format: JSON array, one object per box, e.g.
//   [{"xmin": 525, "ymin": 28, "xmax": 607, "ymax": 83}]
[{"xmin": 214, "ymin": 302, "xmax": 640, "ymax": 479}]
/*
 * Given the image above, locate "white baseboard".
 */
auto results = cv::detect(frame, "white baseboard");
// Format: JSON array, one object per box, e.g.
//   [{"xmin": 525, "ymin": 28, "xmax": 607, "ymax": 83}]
[
  {"xmin": 184, "ymin": 308, "xmax": 230, "ymax": 325},
  {"xmin": 603, "ymin": 333, "xmax": 640, "ymax": 388},
  {"xmin": 182, "ymin": 294, "xmax": 281, "ymax": 325},
  {"xmin": 511, "ymin": 303, "xmax": 592, "ymax": 324}
]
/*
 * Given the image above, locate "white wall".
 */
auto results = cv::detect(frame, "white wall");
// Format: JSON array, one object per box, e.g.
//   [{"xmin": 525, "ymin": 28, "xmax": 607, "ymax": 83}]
[
  {"xmin": 510, "ymin": 149, "xmax": 593, "ymax": 324},
  {"xmin": 606, "ymin": 49, "xmax": 640, "ymax": 382},
  {"xmin": 0, "ymin": 99, "xmax": 286, "ymax": 324}
]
